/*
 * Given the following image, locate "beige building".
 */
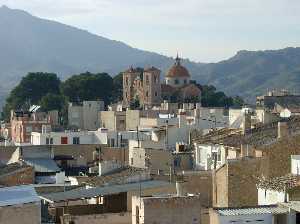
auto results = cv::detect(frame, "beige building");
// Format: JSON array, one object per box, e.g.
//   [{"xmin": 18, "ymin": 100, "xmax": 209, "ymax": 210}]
[
  {"xmin": 68, "ymin": 100, "xmax": 104, "ymax": 130},
  {"xmin": 132, "ymin": 194, "xmax": 201, "ymax": 224},
  {"xmin": 100, "ymin": 110, "xmax": 126, "ymax": 131}
]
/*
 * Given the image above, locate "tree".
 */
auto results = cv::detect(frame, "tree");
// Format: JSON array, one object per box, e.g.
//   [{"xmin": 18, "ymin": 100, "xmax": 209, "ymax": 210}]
[
  {"xmin": 130, "ymin": 96, "xmax": 140, "ymax": 109},
  {"xmin": 111, "ymin": 72, "xmax": 123, "ymax": 103},
  {"xmin": 61, "ymin": 72, "xmax": 113, "ymax": 105},
  {"xmin": 39, "ymin": 93, "xmax": 66, "ymax": 112},
  {"xmin": 2, "ymin": 72, "xmax": 61, "ymax": 120},
  {"xmin": 201, "ymin": 84, "xmax": 244, "ymax": 107}
]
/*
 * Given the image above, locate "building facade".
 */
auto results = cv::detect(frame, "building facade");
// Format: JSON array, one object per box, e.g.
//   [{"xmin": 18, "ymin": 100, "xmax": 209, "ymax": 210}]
[
  {"xmin": 68, "ymin": 100, "xmax": 105, "ymax": 130},
  {"xmin": 132, "ymin": 195, "xmax": 201, "ymax": 224},
  {"xmin": 10, "ymin": 110, "xmax": 53, "ymax": 145}
]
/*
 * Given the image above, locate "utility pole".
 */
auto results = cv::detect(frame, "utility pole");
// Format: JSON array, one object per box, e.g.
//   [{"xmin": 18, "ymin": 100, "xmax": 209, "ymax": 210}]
[{"xmin": 165, "ymin": 120, "xmax": 169, "ymax": 150}]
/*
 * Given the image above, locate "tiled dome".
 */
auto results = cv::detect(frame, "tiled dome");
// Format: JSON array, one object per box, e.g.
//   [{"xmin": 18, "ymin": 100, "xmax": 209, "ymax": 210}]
[{"xmin": 166, "ymin": 56, "xmax": 190, "ymax": 78}]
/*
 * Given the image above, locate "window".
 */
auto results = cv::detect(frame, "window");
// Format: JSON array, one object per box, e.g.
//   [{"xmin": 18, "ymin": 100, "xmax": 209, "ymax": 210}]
[
  {"xmin": 146, "ymin": 91, "xmax": 149, "ymax": 97},
  {"xmin": 175, "ymin": 79, "xmax": 179, "ymax": 84},
  {"xmin": 61, "ymin": 137, "xmax": 68, "ymax": 144},
  {"xmin": 131, "ymin": 158, "xmax": 134, "ymax": 165},
  {"xmin": 146, "ymin": 75, "xmax": 149, "ymax": 84},
  {"xmin": 126, "ymin": 77, "xmax": 129, "ymax": 85},
  {"xmin": 184, "ymin": 79, "xmax": 187, "ymax": 84},
  {"xmin": 73, "ymin": 137, "xmax": 80, "ymax": 144},
  {"xmin": 46, "ymin": 137, "xmax": 53, "ymax": 145},
  {"xmin": 155, "ymin": 92, "xmax": 158, "ymax": 97}
]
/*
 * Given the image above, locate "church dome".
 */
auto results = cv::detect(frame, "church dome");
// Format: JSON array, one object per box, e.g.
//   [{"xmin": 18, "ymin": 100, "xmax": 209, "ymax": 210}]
[{"xmin": 166, "ymin": 56, "xmax": 190, "ymax": 78}]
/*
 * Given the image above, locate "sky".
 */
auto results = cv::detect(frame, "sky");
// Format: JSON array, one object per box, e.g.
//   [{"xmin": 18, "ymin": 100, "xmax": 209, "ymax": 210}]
[{"xmin": 1, "ymin": 0, "xmax": 300, "ymax": 62}]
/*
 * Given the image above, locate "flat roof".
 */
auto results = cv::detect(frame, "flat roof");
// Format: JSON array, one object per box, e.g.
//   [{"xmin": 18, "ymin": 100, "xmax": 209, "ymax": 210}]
[
  {"xmin": 40, "ymin": 180, "xmax": 172, "ymax": 203},
  {"xmin": 0, "ymin": 185, "xmax": 40, "ymax": 207},
  {"xmin": 24, "ymin": 158, "xmax": 60, "ymax": 173},
  {"xmin": 216, "ymin": 205, "xmax": 289, "ymax": 216}
]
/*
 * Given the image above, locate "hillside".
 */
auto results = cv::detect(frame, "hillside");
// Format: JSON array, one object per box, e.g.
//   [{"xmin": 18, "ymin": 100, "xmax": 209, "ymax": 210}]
[
  {"xmin": 194, "ymin": 48, "xmax": 300, "ymax": 101},
  {"xmin": 1, "ymin": 5, "xmax": 300, "ymax": 107}
]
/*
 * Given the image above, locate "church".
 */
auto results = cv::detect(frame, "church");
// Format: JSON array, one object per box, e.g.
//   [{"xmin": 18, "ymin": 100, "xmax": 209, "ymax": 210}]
[{"xmin": 122, "ymin": 55, "xmax": 201, "ymax": 108}]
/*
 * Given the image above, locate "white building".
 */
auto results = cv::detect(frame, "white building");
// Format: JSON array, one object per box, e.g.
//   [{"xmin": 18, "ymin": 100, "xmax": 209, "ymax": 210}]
[
  {"xmin": 31, "ymin": 129, "xmax": 108, "ymax": 145},
  {"xmin": 291, "ymin": 155, "xmax": 300, "ymax": 175},
  {"xmin": 68, "ymin": 100, "xmax": 105, "ymax": 130},
  {"xmin": 194, "ymin": 144, "xmax": 226, "ymax": 170}
]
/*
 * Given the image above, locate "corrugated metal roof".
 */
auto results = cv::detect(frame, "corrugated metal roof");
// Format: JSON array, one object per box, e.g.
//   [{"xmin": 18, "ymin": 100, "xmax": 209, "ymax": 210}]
[
  {"xmin": 23, "ymin": 158, "xmax": 60, "ymax": 173},
  {"xmin": 216, "ymin": 205, "xmax": 289, "ymax": 216},
  {"xmin": 40, "ymin": 180, "xmax": 173, "ymax": 203},
  {"xmin": 0, "ymin": 185, "xmax": 40, "ymax": 207}
]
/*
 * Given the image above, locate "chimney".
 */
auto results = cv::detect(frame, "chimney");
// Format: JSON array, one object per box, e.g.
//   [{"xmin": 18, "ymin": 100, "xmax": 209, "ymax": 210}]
[{"xmin": 278, "ymin": 121, "xmax": 289, "ymax": 139}]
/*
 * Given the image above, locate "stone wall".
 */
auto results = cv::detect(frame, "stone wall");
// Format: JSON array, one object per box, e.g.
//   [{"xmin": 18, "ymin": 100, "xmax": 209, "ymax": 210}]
[
  {"xmin": 132, "ymin": 195, "xmax": 201, "ymax": 224},
  {"xmin": 0, "ymin": 202, "xmax": 41, "ymax": 224},
  {"xmin": 179, "ymin": 171, "xmax": 213, "ymax": 207},
  {"xmin": 213, "ymin": 157, "xmax": 267, "ymax": 208},
  {"xmin": 227, "ymin": 157, "xmax": 265, "ymax": 207},
  {"xmin": 213, "ymin": 164, "xmax": 228, "ymax": 207},
  {"xmin": 61, "ymin": 212, "xmax": 131, "ymax": 224}
]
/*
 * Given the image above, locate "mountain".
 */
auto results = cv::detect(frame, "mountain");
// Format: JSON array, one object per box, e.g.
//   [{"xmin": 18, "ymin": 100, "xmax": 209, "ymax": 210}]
[
  {"xmin": 0, "ymin": 6, "xmax": 202, "ymax": 108},
  {"xmin": 195, "ymin": 48, "xmax": 300, "ymax": 101},
  {"xmin": 0, "ymin": 5, "xmax": 300, "ymax": 108}
]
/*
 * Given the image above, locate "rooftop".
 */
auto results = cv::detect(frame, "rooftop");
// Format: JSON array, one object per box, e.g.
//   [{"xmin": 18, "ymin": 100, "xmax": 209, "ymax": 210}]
[
  {"xmin": 193, "ymin": 116, "xmax": 300, "ymax": 148},
  {"xmin": 0, "ymin": 162, "xmax": 32, "ymax": 177},
  {"xmin": 256, "ymin": 174, "xmax": 300, "ymax": 191},
  {"xmin": 40, "ymin": 180, "xmax": 173, "ymax": 203},
  {"xmin": 216, "ymin": 205, "xmax": 289, "ymax": 216},
  {"xmin": 0, "ymin": 185, "xmax": 40, "ymax": 207},
  {"xmin": 76, "ymin": 166, "xmax": 149, "ymax": 187},
  {"xmin": 166, "ymin": 56, "xmax": 190, "ymax": 78},
  {"xmin": 23, "ymin": 158, "xmax": 60, "ymax": 173}
]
